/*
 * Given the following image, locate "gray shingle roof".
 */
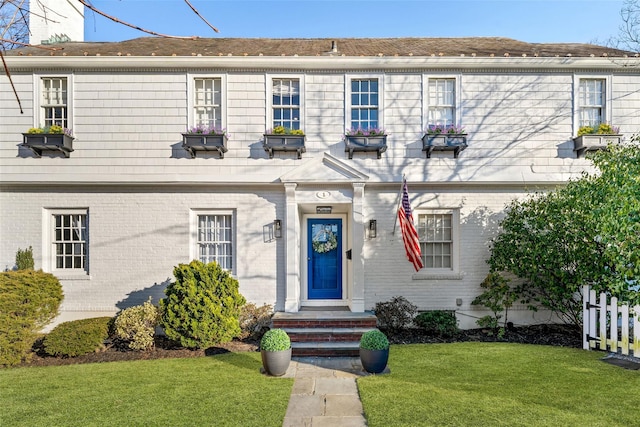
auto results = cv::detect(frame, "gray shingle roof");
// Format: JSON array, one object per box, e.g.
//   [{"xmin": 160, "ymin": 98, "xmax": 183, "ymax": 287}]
[{"xmin": 5, "ymin": 37, "xmax": 634, "ymax": 57}]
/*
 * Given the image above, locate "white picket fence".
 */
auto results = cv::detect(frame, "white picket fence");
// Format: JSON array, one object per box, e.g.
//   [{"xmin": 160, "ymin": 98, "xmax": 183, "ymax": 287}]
[{"xmin": 583, "ymin": 285, "xmax": 640, "ymax": 357}]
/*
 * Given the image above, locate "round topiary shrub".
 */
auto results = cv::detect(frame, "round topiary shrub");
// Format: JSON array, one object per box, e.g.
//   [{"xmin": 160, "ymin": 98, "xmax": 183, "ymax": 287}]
[
  {"xmin": 0, "ymin": 270, "xmax": 64, "ymax": 366},
  {"xmin": 114, "ymin": 298, "xmax": 159, "ymax": 351},
  {"xmin": 159, "ymin": 260, "xmax": 246, "ymax": 349},
  {"xmin": 43, "ymin": 317, "xmax": 112, "ymax": 357},
  {"xmin": 359, "ymin": 329, "xmax": 389, "ymax": 350},
  {"xmin": 260, "ymin": 328, "xmax": 291, "ymax": 351}
]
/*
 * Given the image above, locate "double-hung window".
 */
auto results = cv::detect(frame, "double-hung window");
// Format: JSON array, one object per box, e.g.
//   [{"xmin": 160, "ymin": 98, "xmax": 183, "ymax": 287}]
[
  {"xmin": 578, "ymin": 79, "xmax": 605, "ymax": 128},
  {"xmin": 194, "ymin": 212, "xmax": 234, "ymax": 271},
  {"xmin": 41, "ymin": 77, "xmax": 68, "ymax": 128},
  {"xmin": 427, "ymin": 78, "xmax": 456, "ymax": 126},
  {"xmin": 415, "ymin": 210, "xmax": 460, "ymax": 274},
  {"xmin": 48, "ymin": 210, "xmax": 88, "ymax": 273},
  {"xmin": 271, "ymin": 78, "xmax": 301, "ymax": 130},
  {"xmin": 350, "ymin": 78, "xmax": 379, "ymax": 130},
  {"xmin": 193, "ymin": 78, "xmax": 222, "ymax": 128}
]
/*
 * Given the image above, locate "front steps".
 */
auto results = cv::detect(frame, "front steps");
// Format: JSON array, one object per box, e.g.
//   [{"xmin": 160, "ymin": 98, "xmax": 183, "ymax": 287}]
[{"xmin": 271, "ymin": 310, "xmax": 378, "ymax": 357}]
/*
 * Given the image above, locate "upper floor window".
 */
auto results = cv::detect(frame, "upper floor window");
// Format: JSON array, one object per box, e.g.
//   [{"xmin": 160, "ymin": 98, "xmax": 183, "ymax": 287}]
[
  {"xmin": 578, "ymin": 79, "xmax": 605, "ymax": 128},
  {"xmin": 350, "ymin": 78, "xmax": 379, "ymax": 130},
  {"xmin": 194, "ymin": 212, "xmax": 234, "ymax": 271},
  {"xmin": 52, "ymin": 211, "xmax": 88, "ymax": 272},
  {"xmin": 272, "ymin": 78, "xmax": 300, "ymax": 130},
  {"xmin": 194, "ymin": 78, "xmax": 222, "ymax": 128},
  {"xmin": 41, "ymin": 77, "xmax": 68, "ymax": 128},
  {"xmin": 427, "ymin": 78, "xmax": 456, "ymax": 126}
]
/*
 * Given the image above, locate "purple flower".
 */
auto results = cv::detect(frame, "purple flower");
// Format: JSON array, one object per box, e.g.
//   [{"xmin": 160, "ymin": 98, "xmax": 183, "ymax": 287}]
[
  {"xmin": 187, "ymin": 124, "xmax": 228, "ymax": 136},
  {"xmin": 426, "ymin": 124, "xmax": 465, "ymax": 135},
  {"xmin": 345, "ymin": 127, "xmax": 386, "ymax": 136}
]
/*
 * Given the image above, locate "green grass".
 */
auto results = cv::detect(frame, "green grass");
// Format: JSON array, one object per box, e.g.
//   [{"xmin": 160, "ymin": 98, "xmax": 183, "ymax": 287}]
[
  {"xmin": 358, "ymin": 343, "xmax": 640, "ymax": 427},
  {"xmin": 0, "ymin": 352, "xmax": 293, "ymax": 427}
]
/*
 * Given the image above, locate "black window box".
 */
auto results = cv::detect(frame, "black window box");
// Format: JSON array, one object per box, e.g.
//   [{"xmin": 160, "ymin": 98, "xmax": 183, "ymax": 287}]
[
  {"xmin": 263, "ymin": 134, "xmax": 306, "ymax": 159},
  {"xmin": 344, "ymin": 135, "xmax": 387, "ymax": 159},
  {"xmin": 422, "ymin": 134, "xmax": 468, "ymax": 158},
  {"xmin": 182, "ymin": 134, "xmax": 228, "ymax": 158},
  {"xmin": 22, "ymin": 133, "xmax": 74, "ymax": 158}
]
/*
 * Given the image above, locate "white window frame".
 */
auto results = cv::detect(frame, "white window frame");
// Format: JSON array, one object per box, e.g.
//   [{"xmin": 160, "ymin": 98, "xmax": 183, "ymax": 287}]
[
  {"xmin": 187, "ymin": 73, "xmax": 227, "ymax": 130},
  {"xmin": 573, "ymin": 74, "xmax": 612, "ymax": 135},
  {"xmin": 34, "ymin": 73, "xmax": 73, "ymax": 130},
  {"xmin": 190, "ymin": 209, "xmax": 236, "ymax": 274},
  {"xmin": 413, "ymin": 209, "xmax": 461, "ymax": 280},
  {"xmin": 345, "ymin": 74, "xmax": 384, "ymax": 131},
  {"xmin": 423, "ymin": 74, "xmax": 462, "ymax": 129},
  {"xmin": 266, "ymin": 74, "xmax": 305, "ymax": 131},
  {"xmin": 42, "ymin": 208, "xmax": 89, "ymax": 278}
]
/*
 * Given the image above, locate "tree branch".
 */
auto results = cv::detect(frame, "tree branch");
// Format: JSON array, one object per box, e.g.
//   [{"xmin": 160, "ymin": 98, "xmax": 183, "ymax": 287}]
[{"xmin": 78, "ymin": 0, "xmax": 200, "ymax": 39}]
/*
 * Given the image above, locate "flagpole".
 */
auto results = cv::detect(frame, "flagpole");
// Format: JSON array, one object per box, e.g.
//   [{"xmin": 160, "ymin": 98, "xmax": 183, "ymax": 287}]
[{"xmin": 392, "ymin": 174, "xmax": 405, "ymax": 235}]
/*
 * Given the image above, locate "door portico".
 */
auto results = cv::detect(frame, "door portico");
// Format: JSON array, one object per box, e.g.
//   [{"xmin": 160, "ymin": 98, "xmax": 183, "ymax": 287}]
[{"xmin": 280, "ymin": 154, "xmax": 368, "ymax": 313}]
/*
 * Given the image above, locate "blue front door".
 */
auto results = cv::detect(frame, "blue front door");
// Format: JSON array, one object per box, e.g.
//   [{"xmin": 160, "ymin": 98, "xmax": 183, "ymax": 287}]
[{"xmin": 308, "ymin": 219, "xmax": 342, "ymax": 299}]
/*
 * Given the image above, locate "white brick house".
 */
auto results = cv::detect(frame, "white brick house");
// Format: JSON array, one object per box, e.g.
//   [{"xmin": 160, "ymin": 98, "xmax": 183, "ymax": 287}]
[{"xmin": 1, "ymin": 38, "xmax": 638, "ymax": 328}]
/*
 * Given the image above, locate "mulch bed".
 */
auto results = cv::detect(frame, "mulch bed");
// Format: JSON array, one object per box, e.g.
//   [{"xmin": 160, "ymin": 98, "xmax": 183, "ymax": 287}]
[{"xmin": 18, "ymin": 324, "xmax": 582, "ymax": 368}]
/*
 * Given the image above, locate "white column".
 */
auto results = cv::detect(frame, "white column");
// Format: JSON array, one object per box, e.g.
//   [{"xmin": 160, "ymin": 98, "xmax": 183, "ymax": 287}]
[
  {"xmin": 350, "ymin": 182, "xmax": 366, "ymax": 312},
  {"xmin": 284, "ymin": 183, "xmax": 300, "ymax": 312}
]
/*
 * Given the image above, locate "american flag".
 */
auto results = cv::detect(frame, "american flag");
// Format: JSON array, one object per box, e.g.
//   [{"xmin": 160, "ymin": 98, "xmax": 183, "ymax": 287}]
[{"xmin": 397, "ymin": 180, "xmax": 424, "ymax": 271}]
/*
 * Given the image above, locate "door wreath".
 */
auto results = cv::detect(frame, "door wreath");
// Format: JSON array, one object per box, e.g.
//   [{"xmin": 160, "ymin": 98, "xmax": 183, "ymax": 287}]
[{"xmin": 312, "ymin": 229, "xmax": 338, "ymax": 253}]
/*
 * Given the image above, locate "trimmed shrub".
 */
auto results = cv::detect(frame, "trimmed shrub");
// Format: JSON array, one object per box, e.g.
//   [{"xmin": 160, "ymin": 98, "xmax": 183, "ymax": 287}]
[
  {"xmin": 15, "ymin": 246, "xmax": 35, "ymax": 270},
  {"xmin": 360, "ymin": 329, "xmax": 389, "ymax": 350},
  {"xmin": 160, "ymin": 260, "xmax": 246, "ymax": 349},
  {"xmin": 43, "ymin": 317, "xmax": 112, "ymax": 357},
  {"xmin": 414, "ymin": 311, "xmax": 459, "ymax": 337},
  {"xmin": 239, "ymin": 303, "xmax": 273, "ymax": 340},
  {"xmin": 374, "ymin": 296, "xmax": 418, "ymax": 331},
  {"xmin": 260, "ymin": 328, "xmax": 290, "ymax": 351},
  {"xmin": 0, "ymin": 270, "xmax": 63, "ymax": 366},
  {"xmin": 114, "ymin": 298, "xmax": 159, "ymax": 351}
]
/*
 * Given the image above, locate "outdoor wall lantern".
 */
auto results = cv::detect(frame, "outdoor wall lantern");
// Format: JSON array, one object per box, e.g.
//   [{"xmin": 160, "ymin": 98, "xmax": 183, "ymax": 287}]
[
  {"xmin": 274, "ymin": 219, "xmax": 282, "ymax": 238},
  {"xmin": 369, "ymin": 219, "xmax": 377, "ymax": 238}
]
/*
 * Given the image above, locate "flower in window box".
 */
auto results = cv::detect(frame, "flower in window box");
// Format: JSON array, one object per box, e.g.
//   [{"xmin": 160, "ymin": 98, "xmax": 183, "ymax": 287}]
[
  {"xmin": 344, "ymin": 127, "xmax": 386, "ymax": 137},
  {"xmin": 425, "ymin": 124, "xmax": 465, "ymax": 135},
  {"xmin": 573, "ymin": 123, "xmax": 622, "ymax": 158},
  {"xmin": 422, "ymin": 124, "xmax": 467, "ymax": 159},
  {"xmin": 182, "ymin": 125, "xmax": 229, "ymax": 158},
  {"xmin": 22, "ymin": 125, "xmax": 74, "ymax": 158},
  {"xmin": 263, "ymin": 127, "xmax": 306, "ymax": 159}
]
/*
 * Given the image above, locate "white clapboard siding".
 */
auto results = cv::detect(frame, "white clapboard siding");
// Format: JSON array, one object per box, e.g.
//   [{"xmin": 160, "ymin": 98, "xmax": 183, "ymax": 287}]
[{"xmin": 583, "ymin": 285, "xmax": 639, "ymax": 357}]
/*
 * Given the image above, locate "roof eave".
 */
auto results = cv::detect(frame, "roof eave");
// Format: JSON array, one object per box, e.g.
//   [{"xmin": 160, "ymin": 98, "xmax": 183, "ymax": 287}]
[{"xmin": 4, "ymin": 55, "xmax": 638, "ymax": 71}]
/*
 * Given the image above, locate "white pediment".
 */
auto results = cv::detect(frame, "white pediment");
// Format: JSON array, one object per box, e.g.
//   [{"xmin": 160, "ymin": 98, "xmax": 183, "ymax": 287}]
[{"xmin": 279, "ymin": 153, "xmax": 369, "ymax": 183}]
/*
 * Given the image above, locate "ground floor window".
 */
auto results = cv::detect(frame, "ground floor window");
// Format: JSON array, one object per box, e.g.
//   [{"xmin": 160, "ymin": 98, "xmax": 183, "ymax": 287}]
[
  {"xmin": 193, "ymin": 211, "xmax": 234, "ymax": 271},
  {"xmin": 50, "ymin": 210, "xmax": 88, "ymax": 272},
  {"xmin": 417, "ymin": 211, "xmax": 457, "ymax": 270}
]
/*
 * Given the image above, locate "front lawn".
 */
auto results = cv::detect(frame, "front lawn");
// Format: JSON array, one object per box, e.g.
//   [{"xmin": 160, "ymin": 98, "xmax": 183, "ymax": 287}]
[
  {"xmin": 1, "ymin": 352, "xmax": 292, "ymax": 427},
  {"xmin": 358, "ymin": 343, "xmax": 640, "ymax": 427}
]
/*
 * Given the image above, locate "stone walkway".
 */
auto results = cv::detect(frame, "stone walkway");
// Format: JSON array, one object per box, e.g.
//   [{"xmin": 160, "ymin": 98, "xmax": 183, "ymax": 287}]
[{"xmin": 280, "ymin": 357, "xmax": 388, "ymax": 427}]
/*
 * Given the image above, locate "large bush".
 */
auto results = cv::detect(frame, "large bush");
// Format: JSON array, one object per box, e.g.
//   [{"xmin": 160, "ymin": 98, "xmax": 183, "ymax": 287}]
[
  {"xmin": 160, "ymin": 260, "xmax": 246, "ymax": 349},
  {"xmin": 0, "ymin": 270, "xmax": 63, "ymax": 366},
  {"xmin": 114, "ymin": 298, "xmax": 159, "ymax": 351},
  {"xmin": 489, "ymin": 138, "xmax": 640, "ymax": 327},
  {"xmin": 374, "ymin": 296, "xmax": 417, "ymax": 331},
  {"xmin": 43, "ymin": 317, "xmax": 112, "ymax": 357}
]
